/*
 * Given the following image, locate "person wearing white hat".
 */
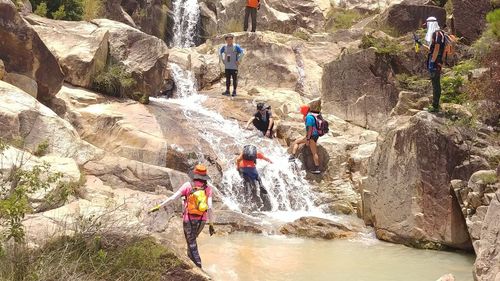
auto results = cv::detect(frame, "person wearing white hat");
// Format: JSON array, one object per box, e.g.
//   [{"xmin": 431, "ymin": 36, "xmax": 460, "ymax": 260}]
[{"xmin": 423, "ymin": 16, "xmax": 447, "ymax": 112}]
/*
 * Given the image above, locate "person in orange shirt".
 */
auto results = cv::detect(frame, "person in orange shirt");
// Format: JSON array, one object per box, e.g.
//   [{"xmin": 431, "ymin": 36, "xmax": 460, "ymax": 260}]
[
  {"xmin": 244, "ymin": 0, "xmax": 260, "ymax": 32},
  {"xmin": 236, "ymin": 145, "xmax": 272, "ymax": 199}
]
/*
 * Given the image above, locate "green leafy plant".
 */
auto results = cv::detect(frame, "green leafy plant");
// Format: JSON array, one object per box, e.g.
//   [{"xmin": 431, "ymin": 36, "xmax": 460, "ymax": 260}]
[
  {"xmin": 33, "ymin": 1, "xmax": 47, "ymax": 17},
  {"xmin": 396, "ymin": 74, "xmax": 429, "ymax": 92},
  {"xmin": 360, "ymin": 34, "xmax": 404, "ymax": 55},
  {"xmin": 33, "ymin": 140, "xmax": 49, "ymax": 157},
  {"xmin": 82, "ymin": 0, "xmax": 102, "ymax": 20},
  {"xmin": 51, "ymin": 4, "xmax": 66, "ymax": 20},
  {"xmin": 327, "ymin": 8, "xmax": 366, "ymax": 31},
  {"xmin": 30, "ymin": 0, "xmax": 83, "ymax": 21},
  {"xmin": 487, "ymin": 9, "xmax": 500, "ymax": 40},
  {"xmin": 452, "ymin": 59, "xmax": 478, "ymax": 75},
  {"xmin": 441, "ymin": 75, "xmax": 467, "ymax": 104}
]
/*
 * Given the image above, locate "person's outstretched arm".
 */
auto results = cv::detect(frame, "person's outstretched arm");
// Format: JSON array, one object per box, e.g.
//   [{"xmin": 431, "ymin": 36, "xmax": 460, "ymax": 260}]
[
  {"xmin": 207, "ymin": 186, "xmax": 216, "ymax": 236},
  {"xmin": 158, "ymin": 184, "xmax": 184, "ymax": 208},
  {"xmin": 266, "ymin": 116, "xmax": 274, "ymax": 137},
  {"xmin": 245, "ymin": 116, "xmax": 255, "ymax": 129},
  {"xmin": 258, "ymin": 153, "xmax": 273, "ymax": 164}
]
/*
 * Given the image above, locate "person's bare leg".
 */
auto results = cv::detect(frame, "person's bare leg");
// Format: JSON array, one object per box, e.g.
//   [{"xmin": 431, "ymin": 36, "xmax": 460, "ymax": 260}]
[
  {"xmin": 292, "ymin": 136, "xmax": 307, "ymax": 156},
  {"xmin": 308, "ymin": 139, "xmax": 320, "ymax": 167}
]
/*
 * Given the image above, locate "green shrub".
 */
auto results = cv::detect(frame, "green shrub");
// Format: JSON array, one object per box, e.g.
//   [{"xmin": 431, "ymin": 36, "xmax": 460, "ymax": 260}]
[
  {"xmin": 51, "ymin": 4, "xmax": 66, "ymax": 20},
  {"xmin": 452, "ymin": 59, "xmax": 478, "ymax": 75},
  {"xmin": 82, "ymin": 0, "xmax": 102, "ymax": 20},
  {"xmin": 30, "ymin": 0, "xmax": 83, "ymax": 21},
  {"xmin": 33, "ymin": 1, "xmax": 47, "ymax": 17},
  {"xmin": 33, "ymin": 139, "xmax": 49, "ymax": 157},
  {"xmin": 292, "ymin": 30, "xmax": 310, "ymax": 41},
  {"xmin": 441, "ymin": 75, "xmax": 467, "ymax": 104},
  {"xmin": 360, "ymin": 34, "xmax": 404, "ymax": 55},
  {"xmin": 486, "ymin": 9, "xmax": 500, "ymax": 40},
  {"xmin": 327, "ymin": 8, "xmax": 365, "ymax": 31},
  {"xmin": 0, "ymin": 235, "xmax": 184, "ymax": 281},
  {"xmin": 92, "ymin": 65, "xmax": 149, "ymax": 104},
  {"xmin": 396, "ymin": 74, "xmax": 429, "ymax": 92}
]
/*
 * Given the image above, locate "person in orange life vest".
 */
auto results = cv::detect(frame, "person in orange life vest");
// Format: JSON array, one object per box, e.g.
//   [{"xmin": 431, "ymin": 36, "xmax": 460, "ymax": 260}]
[
  {"xmin": 236, "ymin": 145, "xmax": 272, "ymax": 195},
  {"xmin": 149, "ymin": 164, "xmax": 215, "ymax": 269},
  {"xmin": 289, "ymin": 105, "xmax": 321, "ymax": 174},
  {"xmin": 244, "ymin": 0, "xmax": 260, "ymax": 32}
]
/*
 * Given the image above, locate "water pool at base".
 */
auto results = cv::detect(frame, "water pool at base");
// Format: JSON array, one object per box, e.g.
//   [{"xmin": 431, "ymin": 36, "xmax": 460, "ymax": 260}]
[{"xmin": 199, "ymin": 233, "xmax": 474, "ymax": 281}]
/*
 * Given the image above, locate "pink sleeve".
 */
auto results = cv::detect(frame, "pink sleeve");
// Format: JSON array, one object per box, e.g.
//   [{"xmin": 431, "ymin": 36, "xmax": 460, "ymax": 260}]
[
  {"xmin": 205, "ymin": 186, "xmax": 213, "ymax": 198},
  {"xmin": 179, "ymin": 182, "xmax": 191, "ymax": 197}
]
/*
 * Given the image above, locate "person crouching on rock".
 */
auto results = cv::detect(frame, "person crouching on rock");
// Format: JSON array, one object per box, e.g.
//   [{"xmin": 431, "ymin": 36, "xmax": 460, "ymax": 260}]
[
  {"xmin": 289, "ymin": 105, "xmax": 329, "ymax": 175},
  {"xmin": 245, "ymin": 102, "xmax": 274, "ymax": 138},
  {"xmin": 148, "ymin": 164, "xmax": 215, "ymax": 269},
  {"xmin": 219, "ymin": 34, "xmax": 244, "ymax": 97}
]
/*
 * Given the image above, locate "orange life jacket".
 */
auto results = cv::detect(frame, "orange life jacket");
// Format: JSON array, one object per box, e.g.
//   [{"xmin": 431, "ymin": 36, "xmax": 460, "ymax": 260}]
[{"xmin": 247, "ymin": 0, "xmax": 259, "ymax": 8}]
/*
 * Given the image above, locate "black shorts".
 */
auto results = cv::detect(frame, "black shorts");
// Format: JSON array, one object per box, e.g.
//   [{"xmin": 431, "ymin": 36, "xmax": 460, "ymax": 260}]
[{"xmin": 308, "ymin": 135, "xmax": 319, "ymax": 142}]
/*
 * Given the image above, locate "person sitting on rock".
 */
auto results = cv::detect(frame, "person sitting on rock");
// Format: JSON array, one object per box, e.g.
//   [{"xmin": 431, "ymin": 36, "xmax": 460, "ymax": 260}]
[
  {"xmin": 148, "ymin": 164, "xmax": 215, "ymax": 269},
  {"xmin": 245, "ymin": 102, "xmax": 274, "ymax": 138},
  {"xmin": 289, "ymin": 105, "xmax": 326, "ymax": 174},
  {"xmin": 219, "ymin": 34, "xmax": 244, "ymax": 97},
  {"xmin": 236, "ymin": 145, "xmax": 272, "ymax": 200},
  {"xmin": 244, "ymin": 0, "xmax": 260, "ymax": 32}
]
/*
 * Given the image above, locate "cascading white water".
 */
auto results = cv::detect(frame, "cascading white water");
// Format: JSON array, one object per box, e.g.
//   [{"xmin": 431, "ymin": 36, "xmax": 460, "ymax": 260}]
[
  {"xmin": 153, "ymin": 64, "xmax": 319, "ymax": 214},
  {"xmin": 172, "ymin": 0, "xmax": 200, "ymax": 47}
]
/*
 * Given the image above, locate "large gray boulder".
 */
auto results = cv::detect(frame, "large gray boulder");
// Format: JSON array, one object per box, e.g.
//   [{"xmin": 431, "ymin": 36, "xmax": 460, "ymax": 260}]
[
  {"xmin": 91, "ymin": 19, "xmax": 169, "ymax": 98},
  {"xmin": 321, "ymin": 48, "xmax": 399, "ymax": 131},
  {"xmin": 25, "ymin": 15, "xmax": 109, "ymax": 89},
  {"xmin": 362, "ymin": 112, "xmax": 472, "ymax": 250},
  {"xmin": 452, "ymin": 0, "xmax": 492, "ymax": 44},
  {"xmin": 0, "ymin": 81, "xmax": 99, "ymax": 165},
  {"xmin": 0, "ymin": 0, "xmax": 64, "ymax": 103},
  {"xmin": 377, "ymin": 2, "xmax": 447, "ymax": 35}
]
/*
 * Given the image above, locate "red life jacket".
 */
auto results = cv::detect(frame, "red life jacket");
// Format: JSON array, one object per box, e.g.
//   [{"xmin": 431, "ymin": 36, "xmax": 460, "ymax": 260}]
[{"xmin": 247, "ymin": 0, "xmax": 259, "ymax": 8}]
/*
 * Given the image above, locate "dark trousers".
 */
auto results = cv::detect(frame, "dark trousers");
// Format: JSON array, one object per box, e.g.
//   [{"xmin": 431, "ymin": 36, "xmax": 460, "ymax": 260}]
[
  {"xmin": 225, "ymin": 69, "xmax": 238, "ymax": 92},
  {"xmin": 252, "ymin": 119, "xmax": 274, "ymax": 137},
  {"xmin": 183, "ymin": 220, "xmax": 205, "ymax": 268},
  {"xmin": 244, "ymin": 7, "xmax": 257, "ymax": 32},
  {"xmin": 430, "ymin": 70, "xmax": 441, "ymax": 109}
]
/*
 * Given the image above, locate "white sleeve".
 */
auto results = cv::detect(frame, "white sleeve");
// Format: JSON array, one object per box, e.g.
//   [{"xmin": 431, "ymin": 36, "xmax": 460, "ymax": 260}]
[{"xmin": 158, "ymin": 183, "xmax": 186, "ymax": 207}]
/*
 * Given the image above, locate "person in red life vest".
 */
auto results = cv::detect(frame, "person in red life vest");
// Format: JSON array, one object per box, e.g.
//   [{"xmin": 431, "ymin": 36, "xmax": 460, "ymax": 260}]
[
  {"xmin": 289, "ymin": 105, "xmax": 329, "ymax": 174},
  {"xmin": 148, "ymin": 164, "xmax": 215, "ymax": 269},
  {"xmin": 236, "ymin": 145, "xmax": 272, "ymax": 199},
  {"xmin": 244, "ymin": 0, "xmax": 260, "ymax": 32}
]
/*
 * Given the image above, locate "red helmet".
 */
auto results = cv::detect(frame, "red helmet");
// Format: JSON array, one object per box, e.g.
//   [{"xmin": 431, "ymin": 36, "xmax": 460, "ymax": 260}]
[{"xmin": 300, "ymin": 105, "xmax": 310, "ymax": 116}]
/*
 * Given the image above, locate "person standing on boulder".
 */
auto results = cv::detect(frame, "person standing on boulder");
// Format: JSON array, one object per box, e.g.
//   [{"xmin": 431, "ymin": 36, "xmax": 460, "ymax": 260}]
[
  {"xmin": 289, "ymin": 105, "xmax": 329, "ymax": 175},
  {"xmin": 422, "ymin": 16, "xmax": 446, "ymax": 113},
  {"xmin": 148, "ymin": 164, "xmax": 215, "ymax": 269},
  {"xmin": 245, "ymin": 102, "xmax": 274, "ymax": 138},
  {"xmin": 220, "ymin": 34, "xmax": 244, "ymax": 97},
  {"xmin": 244, "ymin": 0, "xmax": 260, "ymax": 32}
]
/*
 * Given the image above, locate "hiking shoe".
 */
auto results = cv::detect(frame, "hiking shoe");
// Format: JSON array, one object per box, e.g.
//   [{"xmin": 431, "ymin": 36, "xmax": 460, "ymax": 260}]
[
  {"xmin": 222, "ymin": 91, "xmax": 230, "ymax": 96},
  {"xmin": 425, "ymin": 106, "xmax": 440, "ymax": 113},
  {"xmin": 288, "ymin": 156, "xmax": 296, "ymax": 162},
  {"xmin": 310, "ymin": 166, "xmax": 321, "ymax": 174},
  {"xmin": 259, "ymin": 187, "xmax": 268, "ymax": 195},
  {"xmin": 232, "ymin": 91, "xmax": 237, "ymax": 97}
]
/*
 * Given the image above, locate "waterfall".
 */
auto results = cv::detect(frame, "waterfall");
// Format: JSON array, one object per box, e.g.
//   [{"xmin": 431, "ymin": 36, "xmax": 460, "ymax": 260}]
[
  {"xmin": 152, "ymin": 64, "xmax": 319, "ymax": 214},
  {"xmin": 172, "ymin": 0, "xmax": 200, "ymax": 47}
]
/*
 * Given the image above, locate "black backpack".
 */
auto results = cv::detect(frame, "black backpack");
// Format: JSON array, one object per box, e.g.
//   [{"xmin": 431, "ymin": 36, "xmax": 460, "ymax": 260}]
[
  {"xmin": 311, "ymin": 113, "xmax": 329, "ymax": 137},
  {"xmin": 242, "ymin": 145, "xmax": 257, "ymax": 162}
]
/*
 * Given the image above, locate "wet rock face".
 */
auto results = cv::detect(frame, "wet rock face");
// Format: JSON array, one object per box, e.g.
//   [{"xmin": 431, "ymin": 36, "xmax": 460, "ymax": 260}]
[
  {"xmin": 321, "ymin": 48, "xmax": 399, "ymax": 131},
  {"xmin": 279, "ymin": 216, "xmax": 363, "ymax": 239},
  {"xmin": 362, "ymin": 112, "xmax": 472, "ymax": 250},
  {"xmin": 452, "ymin": 0, "xmax": 492, "ymax": 44},
  {"xmin": 0, "ymin": 0, "xmax": 64, "ymax": 104}
]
